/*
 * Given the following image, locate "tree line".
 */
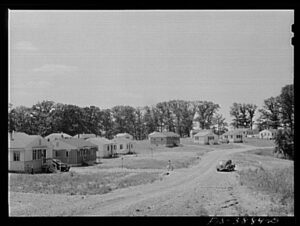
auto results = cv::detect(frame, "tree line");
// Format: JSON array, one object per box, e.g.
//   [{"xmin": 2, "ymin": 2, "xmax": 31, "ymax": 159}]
[
  {"xmin": 8, "ymin": 100, "xmax": 229, "ymax": 139},
  {"xmin": 8, "ymin": 83, "xmax": 293, "ymax": 157}
]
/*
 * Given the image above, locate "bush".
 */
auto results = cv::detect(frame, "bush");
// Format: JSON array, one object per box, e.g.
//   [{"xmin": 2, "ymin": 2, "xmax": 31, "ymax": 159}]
[{"xmin": 274, "ymin": 129, "xmax": 294, "ymax": 160}]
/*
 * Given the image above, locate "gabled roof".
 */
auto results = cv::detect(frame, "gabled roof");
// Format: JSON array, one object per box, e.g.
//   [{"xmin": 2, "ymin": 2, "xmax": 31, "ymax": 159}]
[
  {"xmin": 60, "ymin": 138, "xmax": 97, "ymax": 148},
  {"xmin": 162, "ymin": 131, "xmax": 180, "ymax": 137},
  {"xmin": 73, "ymin": 134, "xmax": 96, "ymax": 139},
  {"xmin": 52, "ymin": 140, "xmax": 77, "ymax": 150},
  {"xmin": 112, "ymin": 137, "xmax": 133, "ymax": 144},
  {"xmin": 223, "ymin": 130, "xmax": 244, "ymax": 135},
  {"xmin": 194, "ymin": 130, "xmax": 215, "ymax": 137},
  {"xmin": 115, "ymin": 133, "xmax": 132, "ymax": 137},
  {"xmin": 148, "ymin": 132, "xmax": 166, "ymax": 138},
  {"xmin": 9, "ymin": 132, "xmax": 42, "ymax": 149},
  {"xmin": 260, "ymin": 129, "xmax": 278, "ymax": 133},
  {"xmin": 45, "ymin": 133, "xmax": 72, "ymax": 141},
  {"xmin": 86, "ymin": 137, "xmax": 113, "ymax": 145}
]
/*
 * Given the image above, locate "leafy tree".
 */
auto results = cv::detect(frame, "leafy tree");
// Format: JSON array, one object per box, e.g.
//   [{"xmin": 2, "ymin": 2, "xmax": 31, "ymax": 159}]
[
  {"xmin": 193, "ymin": 101, "xmax": 220, "ymax": 130},
  {"xmin": 279, "ymin": 84, "xmax": 294, "ymax": 131},
  {"xmin": 257, "ymin": 97, "xmax": 281, "ymax": 129},
  {"xmin": 274, "ymin": 128, "xmax": 294, "ymax": 160},
  {"xmin": 212, "ymin": 113, "xmax": 228, "ymax": 135},
  {"xmin": 230, "ymin": 103, "xmax": 257, "ymax": 129}
]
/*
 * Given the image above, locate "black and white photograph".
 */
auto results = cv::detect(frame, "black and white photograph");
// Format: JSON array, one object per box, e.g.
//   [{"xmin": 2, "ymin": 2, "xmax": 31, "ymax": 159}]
[{"xmin": 8, "ymin": 10, "xmax": 294, "ymax": 217}]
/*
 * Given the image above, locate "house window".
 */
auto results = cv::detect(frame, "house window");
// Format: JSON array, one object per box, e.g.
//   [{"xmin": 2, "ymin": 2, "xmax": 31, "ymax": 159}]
[
  {"xmin": 120, "ymin": 144, "xmax": 123, "ymax": 150},
  {"xmin": 42, "ymin": 149, "xmax": 46, "ymax": 158},
  {"xmin": 37, "ymin": 149, "xmax": 42, "ymax": 159},
  {"xmin": 66, "ymin": 151, "xmax": 69, "ymax": 157},
  {"xmin": 114, "ymin": 145, "xmax": 117, "ymax": 150},
  {"xmin": 13, "ymin": 151, "xmax": 20, "ymax": 161},
  {"xmin": 131, "ymin": 144, "xmax": 133, "ymax": 148},
  {"xmin": 231, "ymin": 135, "xmax": 233, "ymax": 139},
  {"xmin": 195, "ymin": 136, "xmax": 199, "ymax": 140},
  {"xmin": 32, "ymin": 150, "xmax": 37, "ymax": 160},
  {"xmin": 107, "ymin": 146, "xmax": 110, "ymax": 151}
]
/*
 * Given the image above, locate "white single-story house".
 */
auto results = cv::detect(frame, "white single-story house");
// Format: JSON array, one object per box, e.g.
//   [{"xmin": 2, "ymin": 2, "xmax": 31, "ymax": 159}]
[
  {"xmin": 259, "ymin": 129, "xmax": 277, "ymax": 139},
  {"xmin": 112, "ymin": 137, "xmax": 135, "ymax": 154},
  {"xmin": 45, "ymin": 132, "xmax": 72, "ymax": 142},
  {"xmin": 86, "ymin": 137, "xmax": 116, "ymax": 159},
  {"xmin": 194, "ymin": 130, "xmax": 219, "ymax": 145},
  {"xmin": 114, "ymin": 133, "xmax": 133, "ymax": 140},
  {"xmin": 246, "ymin": 129, "xmax": 260, "ymax": 138},
  {"xmin": 8, "ymin": 132, "xmax": 53, "ymax": 173},
  {"xmin": 222, "ymin": 130, "xmax": 244, "ymax": 143},
  {"xmin": 52, "ymin": 138, "xmax": 98, "ymax": 166}
]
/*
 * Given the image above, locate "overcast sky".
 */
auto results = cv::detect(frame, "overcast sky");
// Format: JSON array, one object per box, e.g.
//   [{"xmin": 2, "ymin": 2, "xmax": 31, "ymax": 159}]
[{"xmin": 9, "ymin": 10, "xmax": 294, "ymax": 124}]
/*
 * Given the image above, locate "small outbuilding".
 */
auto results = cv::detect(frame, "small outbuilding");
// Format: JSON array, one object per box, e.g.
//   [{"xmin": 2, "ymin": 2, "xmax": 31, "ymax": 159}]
[
  {"xmin": 52, "ymin": 138, "xmax": 98, "ymax": 166},
  {"xmin": 259, "ymin": 129, "xmax": 277, "ymax": 140},
  {"xmin": 222, "ymin": 130, "xmax": 244, "ymax": 143},
  {"xmin": 8, "ymin": 132, "xmax": 53, "ymax": 173},
  {"xmin": 148, "ymin": 131, "xmax": 180, "ymax": 147},
  {"xmin": 194, "ymin": 130, "xmax": 219, "ymax": 145},
  {"xmin": 45, "ymin": 132, "xmax": 71, "ymax": 142},
  {"xmin": 86, "ymin": 137, "xmax": 116, "ymax": 159}
]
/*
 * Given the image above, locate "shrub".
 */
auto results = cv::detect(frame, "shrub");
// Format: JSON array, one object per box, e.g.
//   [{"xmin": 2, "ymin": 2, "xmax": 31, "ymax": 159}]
[{"xmin": 274, "ymin": 129, "xmax": 294, "ymax": 160}]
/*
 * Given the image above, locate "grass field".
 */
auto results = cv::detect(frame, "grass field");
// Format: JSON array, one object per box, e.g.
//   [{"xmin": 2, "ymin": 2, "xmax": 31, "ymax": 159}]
[
  {"xmin": 244, "ymin": 138, "xmax": 275, "ymax": 147},
  {"xmin": 230, "ymin": 147, "xmax": 294, "ymax": 216},
  {"xmin": 9, "ymin": 171, "xmax": 160, "ymax": 195}
]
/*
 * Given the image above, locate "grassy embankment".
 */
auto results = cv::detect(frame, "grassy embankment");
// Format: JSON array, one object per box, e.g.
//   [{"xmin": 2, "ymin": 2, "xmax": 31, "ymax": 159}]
[
  {"xmin": 233, "ymin": 147, "xmax": 294, "ymax": 215},
  {"xmin": 9, "ymin": 171, "xmax": 160, "ymax": 195}
]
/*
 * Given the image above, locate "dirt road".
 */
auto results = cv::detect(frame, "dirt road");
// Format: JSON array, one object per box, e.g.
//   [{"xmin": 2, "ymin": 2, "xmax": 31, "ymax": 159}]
[{"xmin": 10, "ymin": 144, "xmax": 280, "ymax": 216}]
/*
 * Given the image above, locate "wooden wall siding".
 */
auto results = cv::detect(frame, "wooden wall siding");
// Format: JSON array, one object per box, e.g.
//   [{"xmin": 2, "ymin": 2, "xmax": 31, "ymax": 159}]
[{"xmin": 9, "ymin": 161, "xmax": 25, "ymax": 172}]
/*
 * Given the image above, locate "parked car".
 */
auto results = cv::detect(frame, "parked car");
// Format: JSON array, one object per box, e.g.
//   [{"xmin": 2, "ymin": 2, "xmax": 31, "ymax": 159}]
[
  {"xmin": 42, "ymin": 158, "xmax": 70, "ymax": 173},
  {"xmin": 216, "ymin": 159, "xmax": 235, "ymax": 172}
]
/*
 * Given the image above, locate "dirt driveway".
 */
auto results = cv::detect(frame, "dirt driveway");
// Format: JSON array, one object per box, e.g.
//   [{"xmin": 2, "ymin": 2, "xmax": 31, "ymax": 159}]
[{"xmin": 9, "ymin": 144, "xmax": 284, "ymax": 216}]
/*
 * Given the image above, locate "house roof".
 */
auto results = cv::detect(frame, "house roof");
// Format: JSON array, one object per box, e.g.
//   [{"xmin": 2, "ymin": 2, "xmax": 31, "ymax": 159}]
[
  {"xmin": 45, "ymin": 133, "xmax": 72, "ymax": 140},
  {"xmin": 9, "ymin": 132, "xmax": 42, "ymax": 149},
  {"xmin": 115, "ymin": 133, "xmax": 132, "ymax": 137},
  {"xmin": 59, "ymin": 138, "xmax": 97, "ymax": 148},
  {"xmin": 52, "ymin": 140, "xmax": 77, "ymax": 150},
  {"xmin": 260, "ymin": 129, "xmax": 277, "ymax": 133},
  {"xmin": 112, "ymin": 137, "xmax": 133, "ymax": 144},
  {"xmin": 148, "ymin": 132, "xmax": 166, "ymax": 138},
  {"xmin": 73, "ymin": 134, "xmax": 96, "ymax": 139},
  {"xmin": 162, "ymin": 131, "xmax": 180, "ymax": 137},
  {"xmin": 194, "ymin": 130, "xmax": 215, "ymax": 137},
  {"xmin": 223, "ymin": 130, "xmax": 244, "ymax": 135},
  {"xmin": 86, "ymin": 137, "xmax": 113, "ymax": 145}
]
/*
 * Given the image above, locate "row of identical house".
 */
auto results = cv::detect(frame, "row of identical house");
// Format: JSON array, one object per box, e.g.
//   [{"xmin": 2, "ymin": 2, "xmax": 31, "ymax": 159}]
[
  {"xmin": 191, "ymin": 128, "xmax": 278, "ymax": 145},
  {"xmin": 8, "ymin": 132, "xmax": 135, "ymax": 173}
]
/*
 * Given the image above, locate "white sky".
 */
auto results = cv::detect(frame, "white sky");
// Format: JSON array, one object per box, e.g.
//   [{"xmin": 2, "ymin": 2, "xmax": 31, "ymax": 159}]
[{"xmin": 9, "ymin": 10, "xmax": 294, "ymax": 124}]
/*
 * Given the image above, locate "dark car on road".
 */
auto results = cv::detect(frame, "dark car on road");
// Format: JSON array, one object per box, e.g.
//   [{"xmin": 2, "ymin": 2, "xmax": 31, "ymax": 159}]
[{"xmin": 216, "ymin": 160, "xmax": 235, "ymax": 172}]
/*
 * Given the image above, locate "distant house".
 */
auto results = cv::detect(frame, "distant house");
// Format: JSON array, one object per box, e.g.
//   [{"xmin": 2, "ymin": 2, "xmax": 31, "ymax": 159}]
[
  {"xmin": 45, "ymin": 132, "xmax": 71, "ymax": 142},
  {"xmin": 86, "ymin": 137, "xmax": 116, "ymax": 159},
  {"xmin": 8, "ymin": 132, "xmax": 53, "ymax": 173},
  {"xmin": 148, "ymin": 131, "xmax": 180, "ymax": 147},
  {"xmin": 52, "ymin": 138, "xmax": 98, "ymax": 166},
  {"xmin": 193, "ymin": 130, "xmax": 218, "ymax": 145},
  {"xmin": 222, "ymin": 130, "xmax": 244, "ymax": 143},
  {"xmin": 114, "ymin": 133, "xmax": 133, "ymax": 140},
  {"xmin": 73, "ymin": 133, "xmax": 97, "ymax": 140},
  {"xmin": 246, "ymin": 129, "xmax": 260, "ymax": 138},
  {"xmin": 234, "ymin": 128, "xmax": 249, "ymax": 138},
  {"xmin": 112, "ymin": 137, "xmax": 135, "ymax": 155},
  {"xmin": 259, "ymin": 129, "xmax": 277, "ymax": 140}
]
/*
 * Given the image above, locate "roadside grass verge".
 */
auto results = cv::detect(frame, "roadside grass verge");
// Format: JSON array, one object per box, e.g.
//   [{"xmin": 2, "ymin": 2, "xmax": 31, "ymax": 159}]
[
  {"xmin": 9, "ymin": 171, "xmax": 160, "ymax": 196},
  {"xmin": 238, "ymin": 166, "xmax": 294, "ymax": 215},
  {"xmin": 245, "ymin": 148, "xmax": 275, "ymax": 157},
  {"xmin": 244, "ymin": 138, "xmax": 275, "ymax": 147}
]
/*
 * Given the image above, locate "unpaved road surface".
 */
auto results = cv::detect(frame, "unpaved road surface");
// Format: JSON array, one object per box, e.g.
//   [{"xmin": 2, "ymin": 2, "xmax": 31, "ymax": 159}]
[{"xmin": 9, "ymin": 144, "xmax": 285, "ymax": 216}]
